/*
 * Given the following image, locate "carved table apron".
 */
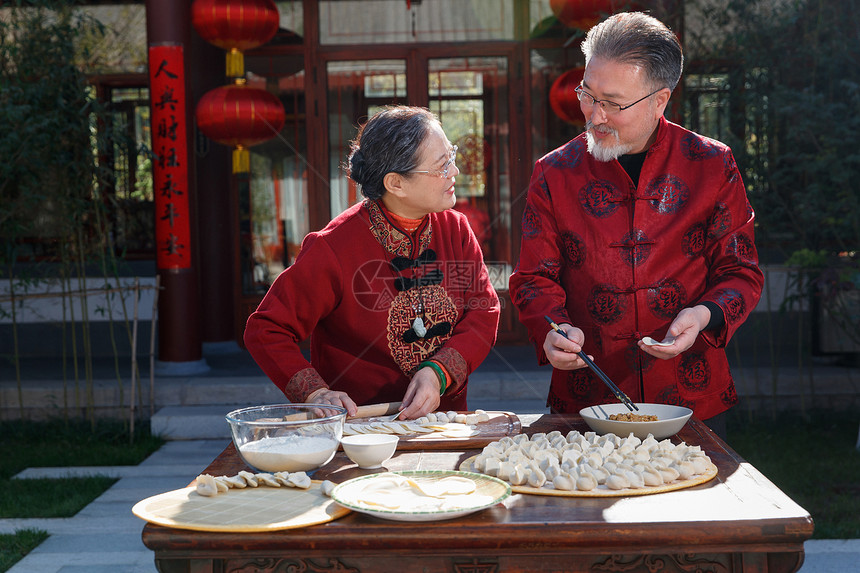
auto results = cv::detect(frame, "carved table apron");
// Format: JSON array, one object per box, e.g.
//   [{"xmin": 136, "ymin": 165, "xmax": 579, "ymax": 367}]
[{"xmin": 141, "ymin": 415, "xmax": 814, "ymax": 573}]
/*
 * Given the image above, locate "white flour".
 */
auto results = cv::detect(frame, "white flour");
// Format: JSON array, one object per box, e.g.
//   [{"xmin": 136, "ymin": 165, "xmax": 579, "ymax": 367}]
[{"xmin": 239, "ymin": 434, "xmax": 338, "ymax": 472}]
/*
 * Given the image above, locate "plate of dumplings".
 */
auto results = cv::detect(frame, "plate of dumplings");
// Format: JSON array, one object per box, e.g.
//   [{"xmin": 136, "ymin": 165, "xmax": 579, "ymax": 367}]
[{"xmin": 459, "ymin": 429, "xmax": 717, "ymax": 497}]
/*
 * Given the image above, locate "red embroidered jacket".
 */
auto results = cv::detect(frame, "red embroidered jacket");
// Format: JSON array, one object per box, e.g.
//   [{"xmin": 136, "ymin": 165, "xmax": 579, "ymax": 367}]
[
  {"xmin": 510, "ymin": 117, "xmax": 764, "ymax": 419},
  {"xmin": 244, "ymin": 199, "xmax": 500, "ymax": 410}
]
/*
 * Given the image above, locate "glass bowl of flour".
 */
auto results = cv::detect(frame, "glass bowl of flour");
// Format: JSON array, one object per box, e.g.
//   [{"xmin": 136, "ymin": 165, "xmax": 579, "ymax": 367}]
[{"xmin": 226, "ymin": 404, "xmax": 346, "ymax": 473}]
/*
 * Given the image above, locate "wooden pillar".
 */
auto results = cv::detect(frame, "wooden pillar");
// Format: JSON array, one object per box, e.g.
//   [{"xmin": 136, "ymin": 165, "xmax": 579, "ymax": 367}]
[{"xmin": 145, "ymin": 0, "xmax": 208, "ymax": 373}]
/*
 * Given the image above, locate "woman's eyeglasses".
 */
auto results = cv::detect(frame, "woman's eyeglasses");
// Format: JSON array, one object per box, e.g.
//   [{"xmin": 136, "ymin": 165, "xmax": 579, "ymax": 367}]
[{"xmin": 409, "ymin": 145, "xmax": 458, "ymax": 179}]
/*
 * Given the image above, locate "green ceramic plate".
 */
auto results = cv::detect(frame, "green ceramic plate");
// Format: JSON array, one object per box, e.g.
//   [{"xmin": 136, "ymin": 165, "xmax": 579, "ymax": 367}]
[{"xmin": 331, "ymin": 470, "xmax": 510, "ymax": 522}]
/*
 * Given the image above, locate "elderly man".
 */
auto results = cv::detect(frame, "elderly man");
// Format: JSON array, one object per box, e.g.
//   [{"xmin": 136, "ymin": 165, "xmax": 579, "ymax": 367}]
[{"xmin": 510, "ymin": 12, "xmax": 763, "ymax": 439}]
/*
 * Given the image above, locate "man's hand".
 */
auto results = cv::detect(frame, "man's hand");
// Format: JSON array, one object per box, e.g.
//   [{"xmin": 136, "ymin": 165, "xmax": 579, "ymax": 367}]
[
  {"xmin": 543, "ymin": 323, "xmax": 592, "ymax": 370},
  {"xmin": 638, "ymin": 305, "xmax": 712, "ymax": 359}
]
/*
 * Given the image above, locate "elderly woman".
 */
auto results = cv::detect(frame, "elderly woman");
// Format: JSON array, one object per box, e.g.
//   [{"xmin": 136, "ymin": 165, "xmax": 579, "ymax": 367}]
[{"xmin": 244, "ymin": 106, "xmax": 500, "ymax": 420}]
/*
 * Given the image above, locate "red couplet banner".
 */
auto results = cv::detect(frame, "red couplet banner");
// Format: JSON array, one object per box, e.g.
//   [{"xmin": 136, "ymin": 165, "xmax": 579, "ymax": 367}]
[{"xmin": 148, "ymin": 44, "xmax": 192, "ymax": 270}]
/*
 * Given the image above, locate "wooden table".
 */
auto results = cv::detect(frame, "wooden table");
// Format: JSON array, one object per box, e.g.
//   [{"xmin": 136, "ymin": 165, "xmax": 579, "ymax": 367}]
[{"xmin": 141, "ymin": 414, "xmax": 814, "ymax": 573}]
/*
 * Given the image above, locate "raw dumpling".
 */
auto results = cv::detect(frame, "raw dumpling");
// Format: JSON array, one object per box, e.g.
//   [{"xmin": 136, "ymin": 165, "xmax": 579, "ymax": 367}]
[
  {"xmin": 606, "ymin": 473, "xmax": 630, "ymax": 490},
  {"xmin": 254, "ymin": 473, "xmax": 281, "ymax": 487},
  {"xmin": 220, "ymin": 474, "xmax": 248, "ymax": 488},
  {"xmin": 575, "ymin": 473, "xmax": 598, "ymax": 491},
  {"xmin": 552, "ymin": 473, "xmax": 575, "ymax": 491},
  {"xmin": 527, "ymin": 467, "xmax": 547, "ymax": 488},
  {"xmin": 287, "ymin": 472, "xmax": 312, "ymax": 489},
  {"xmin": 321, "ymin": 480, "xmax": 336, "ymax": 497},
  {"xmin": 195, "ymin": 474, "xmax": 220, "ymax": 497}
]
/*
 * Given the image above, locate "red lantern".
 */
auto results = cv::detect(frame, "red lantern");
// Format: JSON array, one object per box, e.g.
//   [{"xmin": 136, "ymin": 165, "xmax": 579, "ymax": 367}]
[
  {"xmin": 196, "ymin": 80, "xmax": 286, "ymax": 173},
  {"xmin": 549, "ymin": 67, "xmax": 585, "ymax": 125},
  {"xmin": 550, "ymin": 0, "xmax": 633, "ymax": 31},
  {"xmin": 191, "ymin": 0, "xmax": 280, "ymax": 77}
]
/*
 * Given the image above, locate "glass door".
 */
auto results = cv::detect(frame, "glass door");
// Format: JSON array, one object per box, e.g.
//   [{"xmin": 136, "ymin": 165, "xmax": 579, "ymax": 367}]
[
  {"xmin": 239, "ymin": 56, "xmax": 308, "ymax": 296},
  {"xmin": 427, "ymin": 56, "xmax": 510, "ymax": 293},
  {"xmin": 327, "ymin": 60, "xmax": 408, "ymax": 216}
]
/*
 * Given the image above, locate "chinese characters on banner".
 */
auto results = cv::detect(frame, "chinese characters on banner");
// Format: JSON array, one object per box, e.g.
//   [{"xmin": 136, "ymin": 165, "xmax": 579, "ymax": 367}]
[{"xmin": 148, "ymin": 44, "xmax": 192, "ymax": 269}]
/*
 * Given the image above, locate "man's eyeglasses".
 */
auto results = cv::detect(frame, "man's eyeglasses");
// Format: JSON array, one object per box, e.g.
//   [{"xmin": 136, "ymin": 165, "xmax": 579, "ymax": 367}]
[
  {"xmin": 575, "ymin": 85, "xmax": 661, "ymax": 114},
  {"xmin": 409, "ymin": 145, "xmax": 458, "ymax": 179}
]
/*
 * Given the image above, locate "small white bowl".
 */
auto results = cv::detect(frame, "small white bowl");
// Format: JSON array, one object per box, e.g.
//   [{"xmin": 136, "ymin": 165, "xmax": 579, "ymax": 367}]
[
  {"xmin": 341, "ymin": 434, "xmax": 399, "ymax": 469},
  {"xmin": 579, "ymin": 403, "xmax": 693, "ymax": 440}
]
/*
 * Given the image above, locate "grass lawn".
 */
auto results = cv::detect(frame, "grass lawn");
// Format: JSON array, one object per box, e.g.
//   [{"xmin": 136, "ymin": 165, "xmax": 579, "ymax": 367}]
[
  {"xmin": 727, "ymin": 407, "xmax": 860, "ymax": 539},
  {"xmin": 0, "ymin": 529, "xmax": 48, "ymax": 573},
  {"xmin": 0, "ymin": 418, "xmax": 164, "ymax": 572}
]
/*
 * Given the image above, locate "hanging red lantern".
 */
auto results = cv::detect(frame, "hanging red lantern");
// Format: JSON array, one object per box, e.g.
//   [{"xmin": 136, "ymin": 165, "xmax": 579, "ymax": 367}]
[
  {"xmin": 550, "ymin": 0, "xmax": 634, "ymax": 31},
  {"xmin": 191, "ymin": 0, "xmax": 280, "ymax": 78},
  {"xmin": 196, "ymin": 80, "xmax": 286, "ymax": 173},
  {"xmin": 549, "ymin": 67, "xmax": 585, "ymax": 125}
]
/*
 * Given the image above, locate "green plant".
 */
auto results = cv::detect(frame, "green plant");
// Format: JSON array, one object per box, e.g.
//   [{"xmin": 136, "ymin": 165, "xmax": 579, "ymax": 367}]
[
  {"xmin": 727, "ymin": 408, "xmax": 860, "ymax": 539},
  {"xmin": 0, "ymin": 418, "xmax": 164, "ymax": 482},
  {"xmin": 0, "ymin": 0, "xmax": 143, "ymax": 422},
  {"xmin": 0, "ymin": 418, "xmax": 163, "ymax": 571},
  {"xmin": 0, "ymin": 417, "xmax": 164, "ymax": 517},
  {"xmin": 0, "ymin": 529, "xmax": 48, "ymax": 573}
]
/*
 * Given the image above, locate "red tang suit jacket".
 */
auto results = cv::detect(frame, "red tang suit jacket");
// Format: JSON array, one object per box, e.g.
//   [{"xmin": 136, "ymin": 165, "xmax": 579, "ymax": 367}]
[
  {"xmin": 245, "ymin": 199, "xmax": 500, "ymax": 411},
  {"xmin": 510, "ymin": 117, "xmax": 764, "ymax": 420}
]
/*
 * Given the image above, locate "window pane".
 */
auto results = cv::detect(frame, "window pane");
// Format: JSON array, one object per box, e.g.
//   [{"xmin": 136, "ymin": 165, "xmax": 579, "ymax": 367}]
[
  {"xmin": 429, "ymin": 57, "xmax": 510, "ymax": 289},
  {"xmin": 327, "ymin": 60, "xmax": 407, "ymax": 217},
  {"xmin": 111, "ymin": 87, "xmax": 155, "ymax": 256},
  {"xmin": 241, "ymin": 65, "xmax": 309, "ymax": 294},
  {"xmin": 684, "ymin": 73, "xmax": 731, "ymax": 141},
  {"xmin": 530, "ymin": 49, "xmax": 584, "ymax": 165},
  {"xmin": 319, "ymin": 0, "xmax": 514, "ymax": 45}
]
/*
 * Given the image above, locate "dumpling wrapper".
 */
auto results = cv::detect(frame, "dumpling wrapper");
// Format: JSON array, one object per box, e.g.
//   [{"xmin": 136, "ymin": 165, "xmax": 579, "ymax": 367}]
[
  {"xmin": 405, "ymin": 476, "xmax": 477, "ymax": 498},
  {"xmin": 351, "ymin": 473, "xmax": 479, "ymax": 510}
]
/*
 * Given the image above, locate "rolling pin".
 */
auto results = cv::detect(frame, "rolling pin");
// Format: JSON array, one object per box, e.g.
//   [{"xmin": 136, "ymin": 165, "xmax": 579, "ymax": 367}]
[
  {"xmin": 277, "ymin": 401, "xmax": 403, "ymax": 422},
  {"xmin": 351, "ymin": 401, "xmax": 403, "ymax": 419}
]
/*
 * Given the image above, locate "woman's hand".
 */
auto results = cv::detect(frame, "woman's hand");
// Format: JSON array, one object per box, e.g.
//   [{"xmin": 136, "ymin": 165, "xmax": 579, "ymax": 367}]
[
  {"xmin": 306, "ymin": 388, "xmax": 358, "ymax": 417},
  {"xmin": 543, "ymin": 323, "xmax": 591, "ymax": 370},
  {"xmin": 398, "ymin": 367, "xmax": 442, "ymax": 420}
]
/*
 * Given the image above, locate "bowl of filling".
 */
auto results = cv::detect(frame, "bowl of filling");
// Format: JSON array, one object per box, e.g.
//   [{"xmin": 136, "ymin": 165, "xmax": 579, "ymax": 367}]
[
  {"xmin": 579, "ymin": 403, "xmax": 693, "ymax": 440},
  {"xmin": 226, "ymin": 404, "xmax": 346, "ymax": 473}
]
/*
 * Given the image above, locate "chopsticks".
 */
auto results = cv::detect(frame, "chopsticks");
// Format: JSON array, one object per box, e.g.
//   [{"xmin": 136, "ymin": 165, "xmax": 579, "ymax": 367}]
[{"xmin": 544, "ymin": 316, "xmax": 638, "ymax": 412}]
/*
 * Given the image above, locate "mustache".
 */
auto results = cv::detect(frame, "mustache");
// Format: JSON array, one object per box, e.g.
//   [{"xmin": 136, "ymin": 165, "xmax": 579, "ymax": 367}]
[{"xmin": 585, "ymin": 120, "xmax": 617, "ymax": 136}]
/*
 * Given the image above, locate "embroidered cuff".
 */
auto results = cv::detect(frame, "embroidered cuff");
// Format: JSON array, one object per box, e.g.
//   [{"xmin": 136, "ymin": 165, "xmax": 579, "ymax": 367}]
[{"xmin": 286, "ymin": 367, "xmax": 328, "ymax": 403}]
